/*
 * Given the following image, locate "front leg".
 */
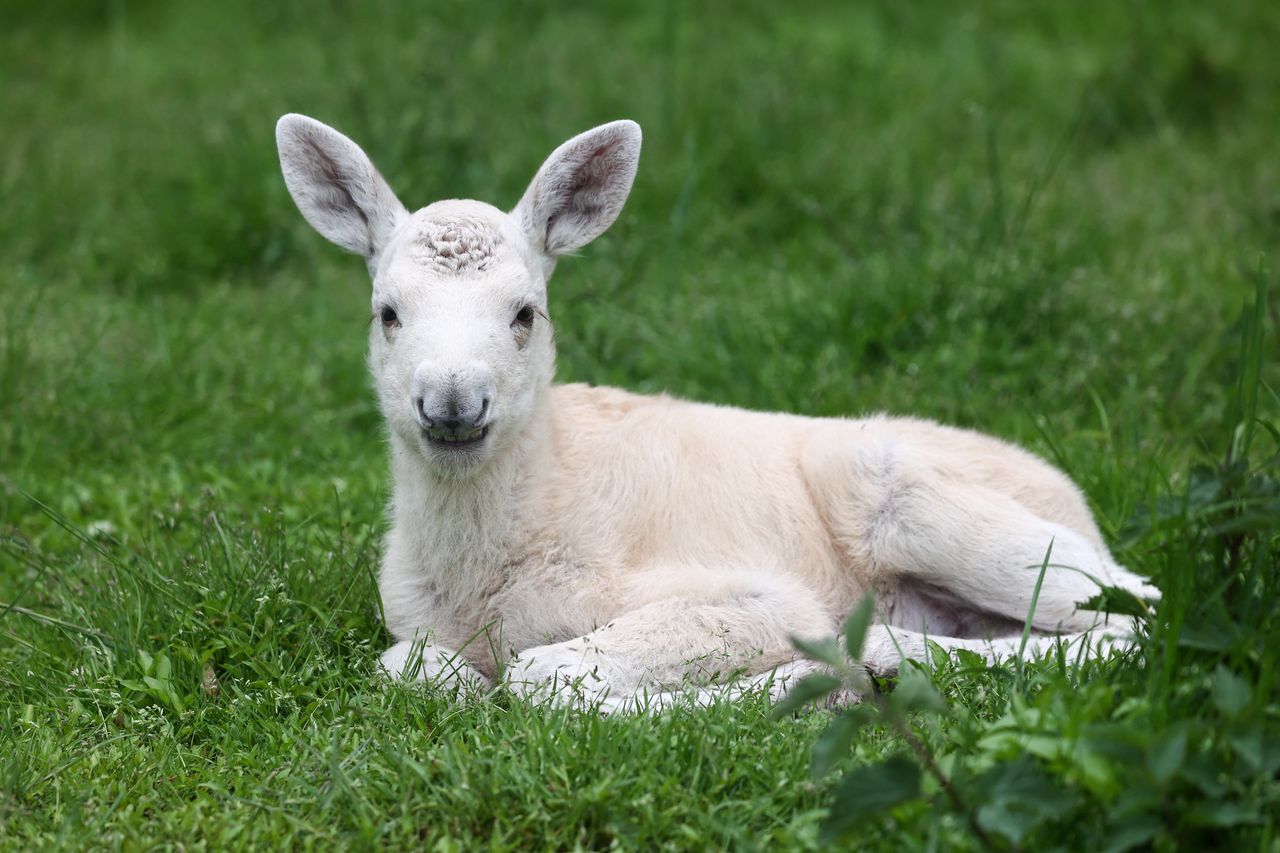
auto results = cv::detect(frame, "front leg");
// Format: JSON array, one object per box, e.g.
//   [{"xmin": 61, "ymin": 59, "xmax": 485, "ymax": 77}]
[
  {"xmin": 503, "ymin": 569, "xmax": 832, "ymax": 707},
  {"xmin": 380, "ymin": 637, "xmax": 494, "ymax": 691},
  {"xmin": 378, "ymin": 541, "xmax": 497, "ymax": 691}
]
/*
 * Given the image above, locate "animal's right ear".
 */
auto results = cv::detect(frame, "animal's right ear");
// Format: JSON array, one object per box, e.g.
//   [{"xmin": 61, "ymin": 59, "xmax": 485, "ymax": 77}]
[{"xmin": 275, "ymin": 114, "xmax": 409, "ymax": 260}]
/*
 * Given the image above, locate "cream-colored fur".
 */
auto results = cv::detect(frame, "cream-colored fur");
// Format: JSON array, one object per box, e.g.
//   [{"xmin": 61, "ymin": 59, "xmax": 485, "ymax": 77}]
[{"xmin": 275, "ymin": 114, "xmax": 1158, "ymax": 710}]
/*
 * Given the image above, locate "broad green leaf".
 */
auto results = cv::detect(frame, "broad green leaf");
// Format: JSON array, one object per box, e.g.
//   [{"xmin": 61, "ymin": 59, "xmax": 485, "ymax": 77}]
[
  {"xmin": 1177, "ymin": 625, "xmax": 1237, "ymax": 653},
  {"xmin": 887, "ymin": 665, "xmax": 948, "ymax": 715},
  {"xmin": 985, "ymin": 757, "xmax": 1076, "ymax": 803},
  {"xmin": 1228, "ymin": 728, "xmax": 1280, "ymax": 776},
  {"xmin": 1073, "ymin": 742, "xmax": 1120, "ymax": 797},
  {"xmin": 810, "ymin": 705, "xmax": 875, "ymax": 780},
  {"xmin": 1078, "ymin": 586, "xmax": 1150, "ymax": 619},
  {"xmin": 976, "ymin": 802, "xmax": 1041, "ymax": 846},
  {"xmin": 1111, "ymin": 786, "xmax": 1161, "ymax": 818},
  {"xmin": 1099, "ymin": 815, "xmax": 1162, "ymax": 853},
  {"xmin": 1211, "ymin": 665, "xmax": 1251, "ymax": 718},
  {"xmin": 1206, "ymin": 502, "xmax": 1280, "ymax": 536},
  {"xmin": 770, "ymin": 673, "xmax": 841, "ymax": 719},
  {"xmin": 790, "ymin": 635, "xmax": 844, "ymax": 670},
  {"xmin": 1022, "ymin": 735, "xmax": 1068, "ymax": 762},
  {"xmin": 821, "ymin": 755, "xmax": 922, "ymax": 842},
  {"xmin": 1186, "ymin": 800, "xmax": 1261, "ymax": 828},
  {"xmin": 1180, "ymin": 753, "xmax": 1230, "ymax": 798},
  {"xmin": 973, "ymin": 756, "xmax": 1079, "ymax": 844},
  {"xmin": 1146, "ymin": 728, "xmax": 1187, "ymax": 786},
  {"xmin": 842, "ymin": 594, "xmax": 875, "ymax": 661}
]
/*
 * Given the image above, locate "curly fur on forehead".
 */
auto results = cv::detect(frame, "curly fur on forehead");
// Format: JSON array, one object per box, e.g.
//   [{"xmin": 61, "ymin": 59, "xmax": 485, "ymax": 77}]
[{"xmin": 407, "ymin": 216, "xmax": 506, "ymax": 274}]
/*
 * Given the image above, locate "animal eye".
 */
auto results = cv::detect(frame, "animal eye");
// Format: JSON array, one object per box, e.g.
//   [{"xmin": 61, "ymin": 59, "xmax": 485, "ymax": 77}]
[
  {"xmin": 513, "ymin": 305, "xmax": 535, "ymax": 327},
  {"xmin": 380, "ymin": 306, "xmax": 399, "ymax": 328}
]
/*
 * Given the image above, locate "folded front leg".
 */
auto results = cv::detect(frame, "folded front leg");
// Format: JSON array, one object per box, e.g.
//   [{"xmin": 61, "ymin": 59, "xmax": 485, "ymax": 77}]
[
  {"xmin": 591, "ymin": 659, "xmax": 864, "ymax": 714},
  {"xmin": 380, "ymin": 638, "xmax": 494, "ymax": 692},
  {"xmin": 503, "ymin": 569, "xmax": 833, "ymax": 707}
]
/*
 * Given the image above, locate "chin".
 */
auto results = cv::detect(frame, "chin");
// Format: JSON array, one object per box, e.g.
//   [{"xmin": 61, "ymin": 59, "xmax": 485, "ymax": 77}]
[{"xmin": 417, "ymin": 431, "xmax": 494, "ymax": 474}]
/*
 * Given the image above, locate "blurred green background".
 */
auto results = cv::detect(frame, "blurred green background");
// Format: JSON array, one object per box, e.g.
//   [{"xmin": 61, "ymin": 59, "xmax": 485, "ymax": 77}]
[
  {"xmin": 4, "ymin": 3, "xmax": 1277, "ymax": 519},
  {"xmin": 1, "ymin": 1, "xmax": 1278, "ymax": 847}
]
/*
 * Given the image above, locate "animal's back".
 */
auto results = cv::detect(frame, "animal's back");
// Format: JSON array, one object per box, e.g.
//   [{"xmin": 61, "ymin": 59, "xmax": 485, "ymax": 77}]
[{"xmin": 546, "ymin": 383, "xmax": 1105, "ymax": 587}]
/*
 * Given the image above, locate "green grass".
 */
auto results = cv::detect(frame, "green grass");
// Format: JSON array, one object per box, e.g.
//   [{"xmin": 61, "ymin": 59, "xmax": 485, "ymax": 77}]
[{"xmin": 2, "ymin": 0, "xmax": 1279, "ymax": 848}]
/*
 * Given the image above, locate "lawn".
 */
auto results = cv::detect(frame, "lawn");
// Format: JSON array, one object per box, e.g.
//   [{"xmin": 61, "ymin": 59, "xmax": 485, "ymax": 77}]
[{"xmin": 2, "ymin": 0, "xmax": 1278, "ymax": 848}]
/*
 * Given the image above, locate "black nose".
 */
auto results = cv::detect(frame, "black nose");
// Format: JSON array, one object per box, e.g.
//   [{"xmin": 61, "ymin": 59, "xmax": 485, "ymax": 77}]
[
  {"xmin": 434, "ymin": 416, "xmax": 465, "ymax": 433},
  {"xmin": 414, "ymin": 395, "xmax": 490, "ymax": 424},
  {"xmin": 414, "ymin": 394, "xmax": 490, "ymax": 444}
]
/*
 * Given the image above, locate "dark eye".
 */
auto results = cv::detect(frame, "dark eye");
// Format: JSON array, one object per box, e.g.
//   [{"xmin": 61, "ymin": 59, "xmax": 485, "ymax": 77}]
[
  {"xmin": 513, "ymin": 305, "xmax": 535, "ymax": 327},
  {"xmin": 380, "ymin": 306, "xmax": 399, "ymax": 328}
]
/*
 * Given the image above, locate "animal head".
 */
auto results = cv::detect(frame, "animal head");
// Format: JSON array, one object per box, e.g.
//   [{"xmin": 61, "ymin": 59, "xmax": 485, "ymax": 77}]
[{"xmin": 275, "ymin": 114, "xmax": 641, "ymax": 474}]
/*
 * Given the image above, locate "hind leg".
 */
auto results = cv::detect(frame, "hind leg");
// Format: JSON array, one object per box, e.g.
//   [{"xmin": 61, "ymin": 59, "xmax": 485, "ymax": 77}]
[
  {"xmin": 871, "ymin": 498, "xmax": 1152, "ymax": 634},
  {"xmin": 808, "ymin": 432, "xmax": 1157, "ymax": 640},
  {"xmin": 858, "ymin": 621, "xmax": 1139, "ymax": 677}
]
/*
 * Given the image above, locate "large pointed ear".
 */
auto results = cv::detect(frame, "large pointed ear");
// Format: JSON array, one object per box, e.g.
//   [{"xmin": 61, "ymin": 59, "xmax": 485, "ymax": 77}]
[
  {"xmin": 511, "ymin": 120, "xmax": 641, "ymax": 258},
  {"xmin": 275, "ymin": 114, "xmax": 409, "ymax": 260}
]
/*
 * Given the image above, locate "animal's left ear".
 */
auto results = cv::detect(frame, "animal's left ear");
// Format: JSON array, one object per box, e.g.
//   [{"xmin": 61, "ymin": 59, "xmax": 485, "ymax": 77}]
[{"xmin": 511, "ymin": 120, "xmax": 642, "ymax": 259}]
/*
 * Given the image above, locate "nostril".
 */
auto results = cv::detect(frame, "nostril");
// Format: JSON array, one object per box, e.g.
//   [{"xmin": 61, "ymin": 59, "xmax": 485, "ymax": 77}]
[
  {"xmin": 413, "ymin": 396, "xmax": 429, "ymax": 424},
  {"xmin": 478, "ymin": 396, "xmax": 491, "ymax": 423}
]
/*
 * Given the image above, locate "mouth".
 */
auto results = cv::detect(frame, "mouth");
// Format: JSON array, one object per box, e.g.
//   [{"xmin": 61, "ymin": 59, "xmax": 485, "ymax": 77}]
[{"xmin": 422, "ymin": 424, "xmax": 490, "ymax": 451}]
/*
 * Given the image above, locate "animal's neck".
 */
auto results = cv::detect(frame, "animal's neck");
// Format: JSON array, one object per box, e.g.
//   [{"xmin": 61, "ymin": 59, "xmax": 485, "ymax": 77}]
[{"xmin": 388, "ymin": 393, "xmax": 554, "ymax": 590}]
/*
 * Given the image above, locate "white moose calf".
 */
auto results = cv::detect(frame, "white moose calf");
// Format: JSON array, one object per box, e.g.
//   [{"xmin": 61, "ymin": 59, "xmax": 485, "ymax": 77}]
[{"xmin": 275, "ymin": 114, "xmax": 1158, "ymax": 710}]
